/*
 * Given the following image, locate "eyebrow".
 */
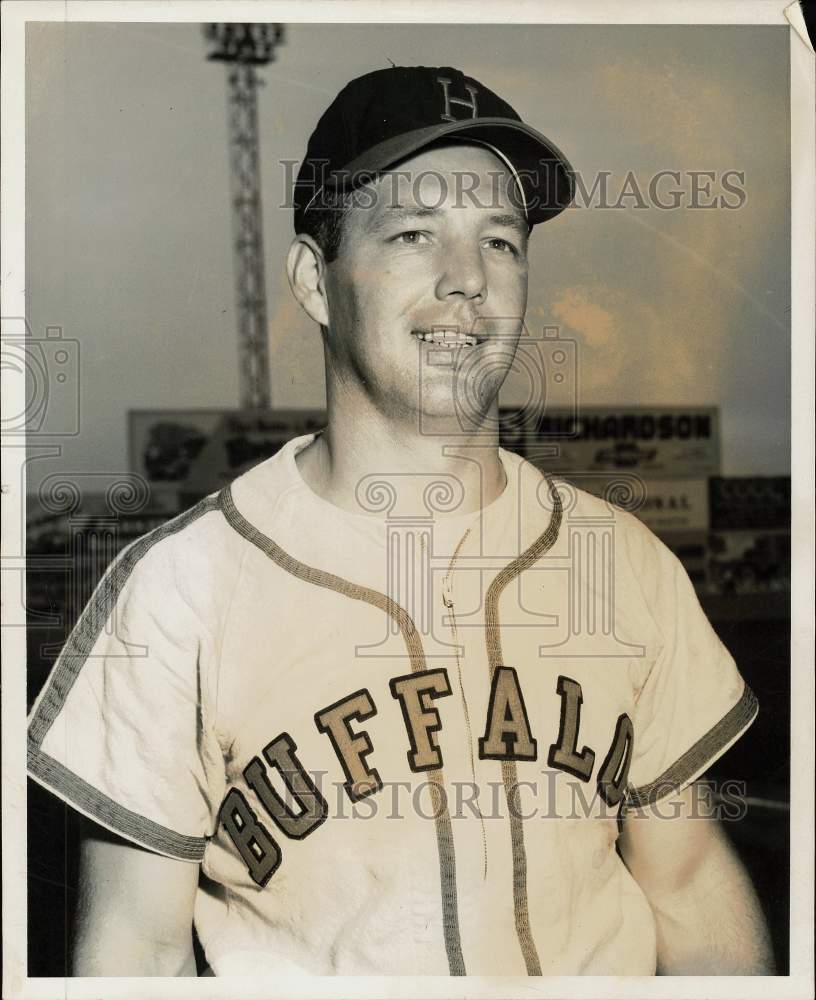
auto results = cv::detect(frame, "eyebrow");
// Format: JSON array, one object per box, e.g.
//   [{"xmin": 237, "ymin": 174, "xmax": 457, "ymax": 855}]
[
  {"xmin": 365, "ymin": 206, "xmax": 529, "ymax": 238},
  {"xmin": 487, "ymin": 213, "xmax": 530, "ymax": 239},
  {"xmin": 365, "ymin": 206, "xmax": 439, "ymax": 235}
]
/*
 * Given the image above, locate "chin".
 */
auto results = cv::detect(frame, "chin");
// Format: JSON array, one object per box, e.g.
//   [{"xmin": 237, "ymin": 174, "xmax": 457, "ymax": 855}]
[
  {"xmin": 382, "ymin": 367, "xmax": 501, "ymax": 429},
  {"xmin": 416, "ymin": 392, "xmax": 499, "ymax": 433}
]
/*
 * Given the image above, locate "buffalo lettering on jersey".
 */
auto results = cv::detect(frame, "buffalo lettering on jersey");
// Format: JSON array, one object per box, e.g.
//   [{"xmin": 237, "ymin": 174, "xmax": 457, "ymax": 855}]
[
  {"xmin": 314, "ymin": 688, "xmax": 382, "ymax": 801},
  {"xmin": 547, "ymin": 676, "xmax": 596, "ymax": 780},
  {"xmin": 244, "ymin": 732, "xmax": 328, "ymax": 838},
  {"xmin": 390, "ymin": 669, "xmax": 452, "ymax": 771},
  {"xmin": 220, "ymin": 788, "xmax": 282, "ymax": 888},
  {"xmin": 220, "ymin": 668, "xmax": 634, "ymax": 886},
  {"xmin": 219, "ymin": 732, "xmax": 328, "ymax": 887},
  {"xmin": 597, "ymin": 713, "xmax": 635, "ymax": 807},
  {"xmin": 478, "ymin": 666, "xmax": 537, "ymax": 760}
]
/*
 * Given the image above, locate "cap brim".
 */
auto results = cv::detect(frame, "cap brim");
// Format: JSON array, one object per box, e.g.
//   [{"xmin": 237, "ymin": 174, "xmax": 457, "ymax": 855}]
[{"xmin": 329, "ymin": 118, "xmax": 575, "ymax": 225}]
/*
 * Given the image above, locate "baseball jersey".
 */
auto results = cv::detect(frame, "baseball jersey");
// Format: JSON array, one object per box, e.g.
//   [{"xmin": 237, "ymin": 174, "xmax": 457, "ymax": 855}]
[{"xmin": 27, "ymin": 432, "xmax": 758, "ymax": 976}]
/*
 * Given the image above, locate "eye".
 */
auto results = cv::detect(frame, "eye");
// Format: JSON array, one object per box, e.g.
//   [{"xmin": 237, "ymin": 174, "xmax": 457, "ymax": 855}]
[
  {"xmin": 393, "ymin": 230, "xmax": 430, "ymax": 245},
  {"xmin": 484, "ymin": 237, "xmax": 519, "ymax": 256}
]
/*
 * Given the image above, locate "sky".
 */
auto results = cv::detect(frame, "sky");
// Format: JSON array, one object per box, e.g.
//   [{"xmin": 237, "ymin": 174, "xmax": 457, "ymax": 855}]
[{"xmin": 24, "ymin": 21, "xmax": 791, "ymax": 489}]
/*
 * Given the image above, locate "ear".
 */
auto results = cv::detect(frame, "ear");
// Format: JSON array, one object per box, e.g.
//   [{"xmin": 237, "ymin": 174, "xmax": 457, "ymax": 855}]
[{"xmin": 286, "ymin": 235, "xmax": 330, "ymax": 328}]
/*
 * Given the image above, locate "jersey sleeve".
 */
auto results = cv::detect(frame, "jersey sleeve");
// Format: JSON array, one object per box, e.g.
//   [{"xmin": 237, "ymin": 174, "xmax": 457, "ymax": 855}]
[
  {"xmin": 623, "ymin": 518, "xmax": 758, "ymax": 808},
  {"xmin": 26, "ymin": 504, "xmax": 226, "ymax": 862}
]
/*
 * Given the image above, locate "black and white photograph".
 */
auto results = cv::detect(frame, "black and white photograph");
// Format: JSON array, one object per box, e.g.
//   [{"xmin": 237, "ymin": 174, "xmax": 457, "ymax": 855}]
[{"xmin": 2, "ymin": 2, "xmax": 813, "ymax": 997}]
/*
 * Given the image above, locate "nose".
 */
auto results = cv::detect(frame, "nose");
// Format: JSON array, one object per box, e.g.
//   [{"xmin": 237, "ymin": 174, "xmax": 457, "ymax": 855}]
[{"xmin": 434, "ymin": 241, "xmax": 487, "ymax": 303}]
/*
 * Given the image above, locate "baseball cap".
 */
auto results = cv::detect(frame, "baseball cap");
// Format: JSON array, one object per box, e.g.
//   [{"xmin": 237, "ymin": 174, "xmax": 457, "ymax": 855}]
[{"xmin": 293, "ymin": 65, "xmax": 575, "ymax": 233}]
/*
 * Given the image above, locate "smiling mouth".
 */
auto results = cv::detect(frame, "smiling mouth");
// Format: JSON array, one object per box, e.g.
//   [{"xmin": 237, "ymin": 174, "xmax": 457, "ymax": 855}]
[{"xmin": 411, "ymin": 327, "xmax": 485, "ymax": 347}]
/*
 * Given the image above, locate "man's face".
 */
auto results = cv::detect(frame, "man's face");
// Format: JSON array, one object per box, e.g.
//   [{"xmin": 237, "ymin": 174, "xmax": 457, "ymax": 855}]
[{"xmin": 321, "ymin": 143, "xmax": 530, "ymax": 424}]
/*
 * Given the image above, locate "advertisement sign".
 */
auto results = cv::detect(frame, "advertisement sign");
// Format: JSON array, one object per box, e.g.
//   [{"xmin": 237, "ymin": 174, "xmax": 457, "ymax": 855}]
[
  {"xmin": 635, "ymin": 478, "xmax": 710, "ymax": 533},
  {"xmin": 129, "ymin": 409, "xmax": 326, "ymax": 499},
  {"xmin": 704, "ymin": 476, "xmax": 791, "ymax": 602},
  {"xmin": 709, "ymin": 476, "xmax": 791, "ymax": 531},
  {"xmin": 129, "ymin": 409, "xmax": 225, "ymax": 486},
  {"xmin": 502, "ymin": 406, "xmax": 720, "ymax": 478},
  {"xmin": 704, "ymin": 531, "xmax": 790, "ymax": 604},
  {"xmin": 559, "ymin": 474, "xmax": 710, "ymax": 534}
]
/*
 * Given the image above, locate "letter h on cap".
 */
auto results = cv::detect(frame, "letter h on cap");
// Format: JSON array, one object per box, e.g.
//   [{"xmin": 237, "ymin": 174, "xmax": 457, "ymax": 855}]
[{"xmin": 437, "ymin": 76, "xmax": 479, "ymax": 121}]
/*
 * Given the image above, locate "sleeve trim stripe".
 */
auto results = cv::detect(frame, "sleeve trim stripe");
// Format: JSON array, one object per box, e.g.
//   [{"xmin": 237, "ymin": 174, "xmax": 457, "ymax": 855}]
[
  {"xmin": 27, "ymin": 495, "xmax": 222, "ymax": 751},
  {"xmin": 625, "ymin": 682, "xmax": 759, "ymax": 808},
  {"xmin": 27, "ymin": 745, "xmax": 206, "ymax": 862}
]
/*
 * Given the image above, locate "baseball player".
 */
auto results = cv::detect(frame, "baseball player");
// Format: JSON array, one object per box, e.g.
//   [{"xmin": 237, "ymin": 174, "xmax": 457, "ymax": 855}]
[{"xmin": 27, "ymin": 66, "xmax": 773, "ymax": 977}]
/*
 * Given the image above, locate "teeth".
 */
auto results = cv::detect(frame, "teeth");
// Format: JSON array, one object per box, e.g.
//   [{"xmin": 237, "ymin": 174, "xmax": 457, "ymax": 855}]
[{"xmin": 412, "ymin": 329, "xmax": 480, "ymax": 347}]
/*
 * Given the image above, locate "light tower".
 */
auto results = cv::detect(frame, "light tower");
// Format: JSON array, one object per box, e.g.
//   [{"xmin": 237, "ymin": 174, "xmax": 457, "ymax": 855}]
[{"xmin": 203, "ymin": 23, "xmax": 284, "ymax": 410}]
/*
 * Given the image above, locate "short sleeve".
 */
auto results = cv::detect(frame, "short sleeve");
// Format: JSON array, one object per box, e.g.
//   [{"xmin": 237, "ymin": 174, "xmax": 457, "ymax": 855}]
[
  {"xmin": 624, "ymin": 522, "xmax": 758, "ymax": 808},
  {"xmin": 27, "ymin": 508, "xmax": 226, "ymax": 862}
]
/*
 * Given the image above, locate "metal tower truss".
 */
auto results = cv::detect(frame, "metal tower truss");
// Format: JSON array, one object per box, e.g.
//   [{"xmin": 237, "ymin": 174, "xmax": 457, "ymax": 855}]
[{"xmin": 204, "ymin": 23, "xmax": 284, "ymax": 410}]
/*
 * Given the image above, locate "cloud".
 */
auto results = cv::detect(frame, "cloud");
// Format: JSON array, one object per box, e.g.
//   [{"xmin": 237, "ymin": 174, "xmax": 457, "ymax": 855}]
[{"xmin": 547, "ymin": 282, "xmax": 723, "ymax": 405}]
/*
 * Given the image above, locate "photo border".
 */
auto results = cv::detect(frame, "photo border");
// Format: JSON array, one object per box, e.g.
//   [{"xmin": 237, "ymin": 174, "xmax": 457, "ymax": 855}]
[{"xmin": 2, "ymin": 2, "xmax": 812, "ymax": 998}]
